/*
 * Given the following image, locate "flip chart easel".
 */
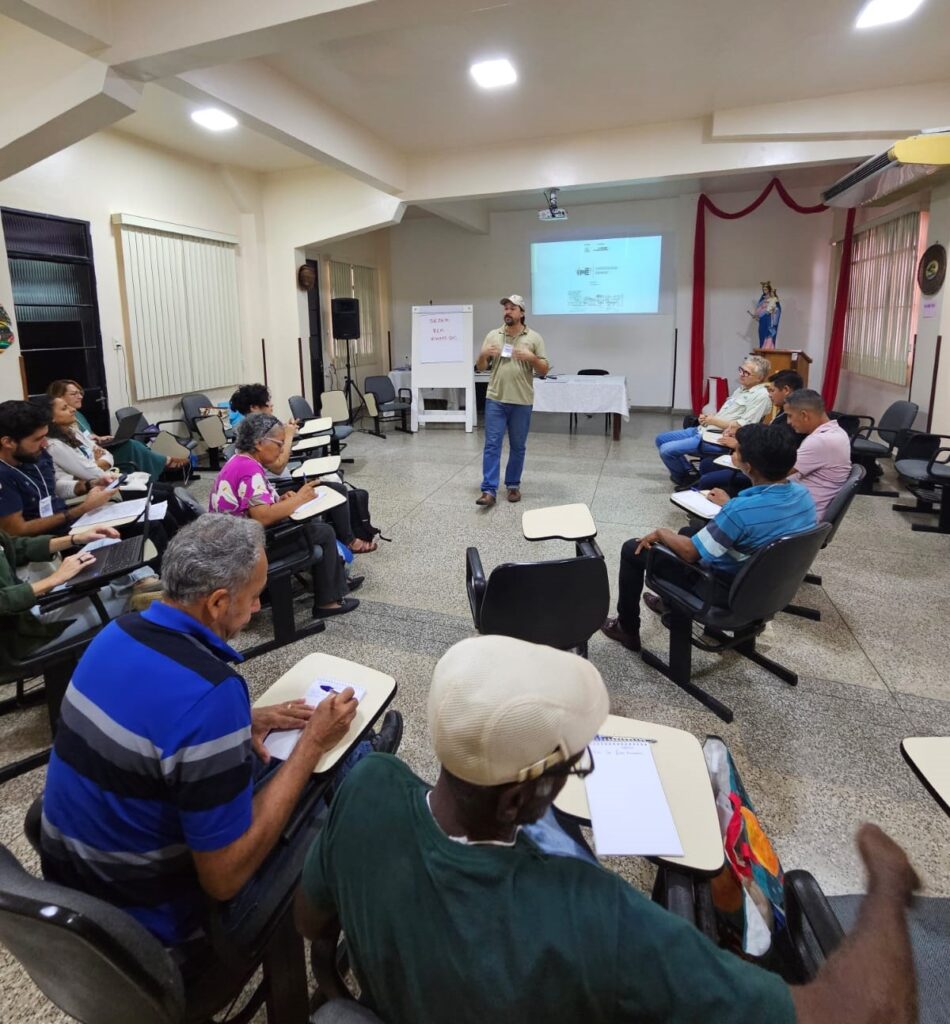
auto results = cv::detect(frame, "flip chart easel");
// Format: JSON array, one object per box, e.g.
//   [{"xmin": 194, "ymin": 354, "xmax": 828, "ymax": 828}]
[{"xmin": 410, "ymin": 304, "xmax": 474, "ymax": 432}]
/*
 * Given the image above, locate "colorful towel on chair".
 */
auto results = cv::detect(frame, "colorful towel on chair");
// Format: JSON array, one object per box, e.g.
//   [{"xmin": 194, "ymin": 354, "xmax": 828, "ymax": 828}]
[{"xmin": 703, "ymin": 736, "xmax": 786, "ymax": 959}]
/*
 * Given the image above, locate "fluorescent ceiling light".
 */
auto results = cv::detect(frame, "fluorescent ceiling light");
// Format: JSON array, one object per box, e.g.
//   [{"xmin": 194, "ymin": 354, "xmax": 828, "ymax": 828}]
[
  {"xmin": 470, "ymin": 59, "xmax": 517, "ymax": 89},
  {"xmin": 190, "ymin": 108, "xmax": 238, "ymax": 131},
  {"xmin": 855, "ymin": 0, "xmax": 925, "ymax": 29}
]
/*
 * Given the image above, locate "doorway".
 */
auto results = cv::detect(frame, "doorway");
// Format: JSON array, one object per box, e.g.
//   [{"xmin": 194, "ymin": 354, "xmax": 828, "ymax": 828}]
[
  {"xmin": 1, "ymin": 208, "xmax": 110, "ymax": 435},
  {"xmin": 304, "ymin": 257, "xmax": 325, "ymax": 413}
]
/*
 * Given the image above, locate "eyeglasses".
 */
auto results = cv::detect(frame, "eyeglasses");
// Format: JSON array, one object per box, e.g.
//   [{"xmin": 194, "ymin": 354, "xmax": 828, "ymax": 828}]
[
  {"xmin": 262, "ymin": 437, "xmax": 285, "ymax": 449},
  {"xmin": 737, "ymin": 366, "xmax": 754, "ymax": 376},
  {"xmin": 514, "ymin": 746, "xmax": 595, "ymax": 783}
]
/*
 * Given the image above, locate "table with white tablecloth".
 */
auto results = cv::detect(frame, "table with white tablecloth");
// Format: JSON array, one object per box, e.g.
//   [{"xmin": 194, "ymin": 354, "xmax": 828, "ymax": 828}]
[{"xmin": 532, "ymin": 374, "xmax": 630, "ymax": 440}]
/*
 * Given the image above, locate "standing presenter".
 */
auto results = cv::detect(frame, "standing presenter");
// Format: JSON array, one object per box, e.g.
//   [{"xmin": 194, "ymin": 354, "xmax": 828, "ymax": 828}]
[{"xmin": 475, "ymin": 295, "xmax": 548, "ymax": 507}]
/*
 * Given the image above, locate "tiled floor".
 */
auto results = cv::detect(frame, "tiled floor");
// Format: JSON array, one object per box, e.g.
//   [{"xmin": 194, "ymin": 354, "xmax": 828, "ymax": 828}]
[{"xmin": 2, "ymin": 410, "xmax": 949, "ymax": 1021}]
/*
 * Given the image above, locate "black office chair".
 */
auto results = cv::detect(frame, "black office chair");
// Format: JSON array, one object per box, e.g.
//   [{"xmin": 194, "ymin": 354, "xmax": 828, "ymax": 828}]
[
  {"xmin": 0, "ymin": 589, "xmax": 110, "ymax": 784},
  {"xmin": 570, "ymin": 368, "xmax": 610, "ymax": 435},
  {"xmin": 363, "ymin": 376, "xmax": 411, "ymax": 437},
  {"xmin": 849, "ymin": 400, "xmax": 918, "ymax": 497},
  {"xmin": 0, "ymin": 799, "xmax": 316, "ymax": 1024},
  {"xmin": 892, "ymin": 432, "xmax": 950, "ymax": 535},
  {"xmin": 640, "ymin": 524, "xmax": 832, "ymax": 723},
  {"xmin": 782, "ymin": 464, "xmax": 865, "ymax": 622},
  {"xmin": 466, "ymin": 542, "xmax": 609, "ymax": 657},
  {"xmin": 180, "ymin": 394, "xmax": 234, "ymax": 470},
  {"xmin": 238, "ymin": 520, "xmax": 327, "ymax": 660}
]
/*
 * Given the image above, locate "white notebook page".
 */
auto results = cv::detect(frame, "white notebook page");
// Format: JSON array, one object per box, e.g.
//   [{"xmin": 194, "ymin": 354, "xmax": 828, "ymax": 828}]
[
  {"xmin": 263, "ymin": 678, "xmax": 366, "ymax": 761},
  {"xmin": 584, "ymin": 736, "xmax": 684, "ymax": 857}
]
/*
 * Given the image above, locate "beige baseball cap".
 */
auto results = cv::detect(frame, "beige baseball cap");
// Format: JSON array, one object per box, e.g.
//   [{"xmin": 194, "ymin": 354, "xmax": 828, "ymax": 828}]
[
  {"xmin": 427, "ymin": 636, "xmax": 609, "ymax": 787},
  {"xmin": 500, "ymin": 294, "xmax": 526, "ymax": 311}
]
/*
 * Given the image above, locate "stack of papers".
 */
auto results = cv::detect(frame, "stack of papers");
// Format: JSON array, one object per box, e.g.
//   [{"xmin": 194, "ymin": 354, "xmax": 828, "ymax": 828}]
[
  {"xmin": 263, "ymin": 678, "xmax": 366, "ymax": 761},
  {"xmin": 584, "ymin": 736, "xmax": 683, "ymax": 857},
  {"xmin": 71, "ymin": 497, "xmax": 166, "ymax": 529}
]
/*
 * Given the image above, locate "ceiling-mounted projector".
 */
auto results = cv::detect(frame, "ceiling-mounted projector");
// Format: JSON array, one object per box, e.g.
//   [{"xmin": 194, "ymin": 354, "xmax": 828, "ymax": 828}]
[{"xmin": 539, "ymin": 188, "xmax": 568, "ymax": 221}]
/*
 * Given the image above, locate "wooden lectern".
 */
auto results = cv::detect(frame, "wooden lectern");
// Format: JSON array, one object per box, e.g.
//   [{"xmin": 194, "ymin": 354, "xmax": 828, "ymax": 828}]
[{"xmin": 751, "ymin": 349, "xmax": 812, "ymax": 387}]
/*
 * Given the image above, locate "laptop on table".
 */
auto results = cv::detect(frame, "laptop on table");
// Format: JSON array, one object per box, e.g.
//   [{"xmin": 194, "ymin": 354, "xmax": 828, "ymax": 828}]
[{"xmin": 65, "ymin": 483, "xmax": 155, "ymax": 589}]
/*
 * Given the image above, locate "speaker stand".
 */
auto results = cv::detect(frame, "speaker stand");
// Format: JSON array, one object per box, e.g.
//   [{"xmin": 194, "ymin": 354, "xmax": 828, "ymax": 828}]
[{"xmin": 339, "ymin": 336, "xmax": 366, "ymax": 425}]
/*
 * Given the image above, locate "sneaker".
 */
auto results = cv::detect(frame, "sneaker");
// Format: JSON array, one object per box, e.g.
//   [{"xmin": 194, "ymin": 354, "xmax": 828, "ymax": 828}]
[
  {"xmin": 475, "ymin": 492, "xmax": 496, "ymax": 507},
  {"xmin": 506, "ymin": 488, "xmax": 522, "ymax": 503},
  {"xmin": 370, "ymin": 710, "xmax": 403, "ymax": 755},
  {"xmin": 600, "ymin": 616, "xmax": 641, "ymax": 652}
]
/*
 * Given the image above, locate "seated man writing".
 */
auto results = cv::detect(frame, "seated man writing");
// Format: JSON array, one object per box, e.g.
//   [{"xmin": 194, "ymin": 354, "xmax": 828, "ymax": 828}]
[
  {"xmin": 0, "ymin": 400, "xmax": 113, "ymax": 538},
  {"xmin": 296, "ymin": 635, "xmax": 919, "ymax": 1024},
  {"xmin": 784, "ymin": 389, "xmax": 853, "ymax": 520},
  {"xmin": 655, "ymin": 355, "xmax": 772, "ymax": 486},
  {"xmin": 603, "ymin": 424, "xmax": 816, "ymax": 651},
  {"xmin": 41, "ymin": 514, "xmax": 401, "ymax": 963}
]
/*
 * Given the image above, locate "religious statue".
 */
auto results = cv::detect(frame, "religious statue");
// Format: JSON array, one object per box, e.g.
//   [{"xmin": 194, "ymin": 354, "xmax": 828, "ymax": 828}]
[{"xmin": 749, "ymin": 281, "xmax": 781, "ymax": 350}]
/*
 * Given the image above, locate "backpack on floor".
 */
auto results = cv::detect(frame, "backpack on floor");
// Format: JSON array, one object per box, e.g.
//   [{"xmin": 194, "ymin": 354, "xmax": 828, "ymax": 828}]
[{"xmin": 345, "ymin": 484, "xmax": 390, "ymax": 543}]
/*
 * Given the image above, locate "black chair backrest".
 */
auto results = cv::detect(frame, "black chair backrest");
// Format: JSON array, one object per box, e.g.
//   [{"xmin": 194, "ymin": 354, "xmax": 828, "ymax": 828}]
[
  {"xmin": 0, "ymin": 844, "xmax": 185, "ymax": 1024},
  {"xmin": 896, "ymin": 431, "xmax": 941, "ymax": 463},
  {"xmin": 115, "ymin": 407, "xmax": 149, "ymax": 435},
  {"xmin": 727, "ymin": 524, "xmax": 832, "ymax": 623},
  {"xmin": 820, "ymin": 464, "xmax": 865, "ymax": 548},
  {"xmin": 180, "ymin": 393, "xmax": 213, "ymax": 431},
  {"xmin": 289, "ymin": 395, "xmax": 315, "ymax": 421},
  {"xmin": 479, "ymin": 556, "xmax": 609, "ymax": 650},
  {"xmin": 577, "ymin": 368, "xmax": 609, "ymax": 375},
  {"xmin": 877, "ymin": 400, "xmax": 918, "ymax": 447},
  {"xmin": 364, "ymin": 376, "xmax": 395, "ymax": 403},
  {"xmin": 829, "ymin": 410, "xmax": 860, "ymax": 440}
]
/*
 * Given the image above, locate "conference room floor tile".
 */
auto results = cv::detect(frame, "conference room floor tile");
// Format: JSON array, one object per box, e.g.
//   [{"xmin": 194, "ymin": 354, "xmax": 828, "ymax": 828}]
[{"xmin": 2, "ymin": 412, "xmax": 949, "ymax": 1022}]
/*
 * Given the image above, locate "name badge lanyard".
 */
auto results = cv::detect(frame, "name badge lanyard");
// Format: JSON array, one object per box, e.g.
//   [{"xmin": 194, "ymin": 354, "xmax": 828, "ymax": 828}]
[{"xmin": 11, "ymin": 462, "xmax": 54, "ymax": 518}]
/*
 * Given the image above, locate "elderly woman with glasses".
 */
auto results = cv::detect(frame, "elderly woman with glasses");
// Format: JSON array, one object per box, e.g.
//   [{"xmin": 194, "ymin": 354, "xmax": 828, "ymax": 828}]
[
  {"xmin": 209, "ymin": 413, "xmax": 358, "ymax": 617},
  {"xmin": 653, "ymin": 355, "xmax": 773, "ymax": 488}
]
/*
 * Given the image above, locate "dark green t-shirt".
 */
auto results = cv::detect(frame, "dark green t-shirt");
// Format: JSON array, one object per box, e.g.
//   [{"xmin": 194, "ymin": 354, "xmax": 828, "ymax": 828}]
[{"xmin": 301, "ymin": 755, "xmax": 795, "ymax": 1024}]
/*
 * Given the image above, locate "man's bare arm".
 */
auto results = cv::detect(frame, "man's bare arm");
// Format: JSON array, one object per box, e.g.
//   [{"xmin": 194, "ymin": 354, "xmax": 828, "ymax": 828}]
[{"xmin": 790, "ymin": 824, "xmax": 918, "ymax": 1024}]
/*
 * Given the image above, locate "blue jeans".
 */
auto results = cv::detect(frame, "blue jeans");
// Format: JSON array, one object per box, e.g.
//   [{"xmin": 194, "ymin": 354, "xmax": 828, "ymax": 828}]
[
  {"xmin": 481, "ymin": 399, "xmax": 533, "ymax": 495},
  {"xmin": 524, "ymin": 806, "xmax": 599, "ymax": 865},
  {"xmin": 654, "ymin": 426, "xmax": 727, "ymax": 479}
]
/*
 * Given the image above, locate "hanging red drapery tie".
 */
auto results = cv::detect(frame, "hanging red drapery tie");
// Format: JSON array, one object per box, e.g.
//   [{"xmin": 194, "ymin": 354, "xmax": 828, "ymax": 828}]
[{"xmin": 690, "ymin": 178, "xmax": 855, "ymax": 413}]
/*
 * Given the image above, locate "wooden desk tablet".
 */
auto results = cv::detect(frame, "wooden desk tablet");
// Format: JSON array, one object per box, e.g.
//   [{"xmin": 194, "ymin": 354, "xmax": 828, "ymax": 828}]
[
  {"xmin": 291, "ymin": 435, "xmax": 331, "ymax": 454},
  {"xmin": 297, "ymin": 417, "xmax": 333, "ymax": 436},
  {"xmin": 522, "ymin": 503, "xmax": 596, "ymax": 541},
  {"xmin": 254, "ymin": 653, "xmax": 396, "ymax": 775},
  {"xmin": 555, "ymin": 714, "xmax": 724, "ymax": 875},
  {"xmin": 291, "ymin": 455, "xmax": 342, "ymax": 478},
  {"xmin": 901, "ymin": 737, "xmax": 950, "ymax": 816},
  {"xmin": 290, "ymin": 486, "xmax": 347, "ymax": 521}
]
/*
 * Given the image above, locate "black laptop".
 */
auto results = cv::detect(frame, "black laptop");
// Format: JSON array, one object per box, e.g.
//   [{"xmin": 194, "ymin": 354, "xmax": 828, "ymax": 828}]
[
  {"xmin": 100, "ymin": 412, "xmax": 144, "ymax": 449},
  {"xmin": 65, "ymin": 483, "xmax": 155, "ymax": 588}
]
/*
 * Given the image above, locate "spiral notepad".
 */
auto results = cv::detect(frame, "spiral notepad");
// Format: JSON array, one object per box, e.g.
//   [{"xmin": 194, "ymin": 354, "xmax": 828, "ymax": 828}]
[{"xmin": 584, "ymin": 736, "xmax": 684, "ymax": 857}]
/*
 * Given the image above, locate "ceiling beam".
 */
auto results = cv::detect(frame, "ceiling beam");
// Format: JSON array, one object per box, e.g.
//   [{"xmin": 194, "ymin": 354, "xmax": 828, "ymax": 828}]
[
  {"xmin": 712, "ymin": 83, "xmax": 950, "ymax": 141},
  {"xmin": 169, "ymin": 61, "xmax": 406, "ymax": 194},
  {"xmin": 0, "ymin": 0, "xmax": 111, "ymax": 53}
]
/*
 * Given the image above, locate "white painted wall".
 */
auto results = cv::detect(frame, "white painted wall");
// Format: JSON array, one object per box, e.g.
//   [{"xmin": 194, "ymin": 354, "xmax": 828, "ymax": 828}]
[
  {"xmin": 914, "ymin": 183, "xmax": 950, "ymax": 434},
  {"xmin": 0, "ymin": 130, "xmax": 263, "ymax": 423},
  {"xmin": 389, "ymin": 187, "xmax": 835, "ymax": 410}
]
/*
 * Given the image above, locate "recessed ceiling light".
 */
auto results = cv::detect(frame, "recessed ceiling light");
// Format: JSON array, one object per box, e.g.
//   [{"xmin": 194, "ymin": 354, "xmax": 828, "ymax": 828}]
[
  {"xmin": 855, "ymin": 0, "xmax": 925, "ymax": 29},
  {"xmin": 190, "ymin": 108, "xmax": 238, "ymax": 132},
  {"xmin": 470, "ymin": 59, "xmax": 517, "ymax": 89}
]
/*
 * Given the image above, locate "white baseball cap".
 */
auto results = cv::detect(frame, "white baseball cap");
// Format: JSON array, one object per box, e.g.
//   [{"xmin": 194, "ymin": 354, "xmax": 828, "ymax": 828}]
[
  {"xmin": 427, "ymin": 636, "xmax": 609, "ymax": 787},
  {"xmin": 500, "ymin": 294, "xmax": 526, "ymax": 311}
]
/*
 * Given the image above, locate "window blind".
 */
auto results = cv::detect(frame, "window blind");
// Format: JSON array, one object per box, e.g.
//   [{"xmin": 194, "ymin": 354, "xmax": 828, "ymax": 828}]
[
  {"xmin": 329, "ymin": 259, "xmax": 381, "ymax": 367},
  {"xmin": 842, "ymin": 211, "xmax": 921, "ymax": 386},
  {"xmin": 114, "ymin": 216, "xmax": 242, "ymax": 400}
]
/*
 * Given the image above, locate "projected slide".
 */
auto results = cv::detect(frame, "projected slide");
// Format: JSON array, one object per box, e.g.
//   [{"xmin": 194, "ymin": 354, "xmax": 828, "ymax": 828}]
[{"xmin": 531, "ymin": 236, "xmax": 662, "ymax": 315}]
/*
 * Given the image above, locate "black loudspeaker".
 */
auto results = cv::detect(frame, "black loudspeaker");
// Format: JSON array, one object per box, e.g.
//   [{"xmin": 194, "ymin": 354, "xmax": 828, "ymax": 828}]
[{"xmin": 331, "ymin": 297, "xmax": 361, "ymax": 339}]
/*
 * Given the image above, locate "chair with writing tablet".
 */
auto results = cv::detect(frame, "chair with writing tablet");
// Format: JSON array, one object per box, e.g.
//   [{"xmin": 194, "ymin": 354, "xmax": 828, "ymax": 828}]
[
  {"xmin": 364, "ymin": 376, "xmax": 411, "ymax": 438},
  {"xmin": 465, "ymin": 543, "xmax": 608, "ymax": 658},
  {"xmin": 319, "ymin": 391, "xmax": 354, "ymax": 462},
  {"xmin": 640, "ymin": 523, "xmax": 830, "ymax": 723}
]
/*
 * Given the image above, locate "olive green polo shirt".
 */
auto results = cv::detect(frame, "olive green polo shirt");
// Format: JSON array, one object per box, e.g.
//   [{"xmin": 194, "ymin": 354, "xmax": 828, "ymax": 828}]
[{"xmin": 481, "ymin": 325, "xmax": 547, "ymax": 406}]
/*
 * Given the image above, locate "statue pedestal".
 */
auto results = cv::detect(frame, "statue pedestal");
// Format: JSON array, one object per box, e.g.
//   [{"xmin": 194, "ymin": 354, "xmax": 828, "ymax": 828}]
[{"xmin": 752, "ymin": 349, "xmax": 812, "ymax": 387}]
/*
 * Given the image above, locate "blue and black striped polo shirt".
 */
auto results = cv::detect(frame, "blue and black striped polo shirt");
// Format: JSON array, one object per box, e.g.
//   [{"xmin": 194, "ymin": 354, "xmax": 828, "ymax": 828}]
[{"xmin": 40, "ymin": 602, "xmax": 255, "ymax": 946}]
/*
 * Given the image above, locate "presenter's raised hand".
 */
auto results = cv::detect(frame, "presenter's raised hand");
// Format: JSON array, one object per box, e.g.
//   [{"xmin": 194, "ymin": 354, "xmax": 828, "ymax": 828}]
[
  {"xmin": 513, "ymin": 348, "xmax": 534, "ymax": 363},
  {"xmin": 484, "ymin": 344, "xmax": 501, "ymax": 359}
]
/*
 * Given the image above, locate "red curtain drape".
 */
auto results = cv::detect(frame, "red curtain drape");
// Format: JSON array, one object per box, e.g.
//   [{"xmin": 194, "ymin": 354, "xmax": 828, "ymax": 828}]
[{"xmin": 690, "ymin": 178, "xmax": 854, "ymax": 413}]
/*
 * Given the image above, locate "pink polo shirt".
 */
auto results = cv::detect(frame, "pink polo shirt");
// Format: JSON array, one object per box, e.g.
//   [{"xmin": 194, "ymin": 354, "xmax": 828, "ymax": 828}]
[{"xmin": 790, "ymin": 420, "xmax": 852, "ymax": 520}]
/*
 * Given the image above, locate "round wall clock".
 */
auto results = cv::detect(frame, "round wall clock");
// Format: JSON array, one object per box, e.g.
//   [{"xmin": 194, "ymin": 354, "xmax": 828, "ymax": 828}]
[
  {"xmin": 917, "ymin": 243, "xmax": 946, "ymax": 296},
  {"xmin": 297, "ymin": 264, "xmax": 317, "ymax": 291}
]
